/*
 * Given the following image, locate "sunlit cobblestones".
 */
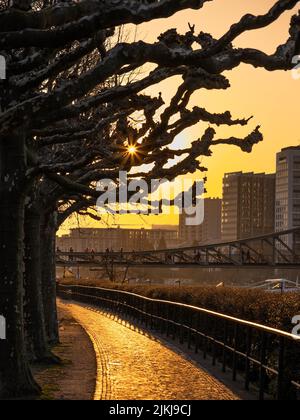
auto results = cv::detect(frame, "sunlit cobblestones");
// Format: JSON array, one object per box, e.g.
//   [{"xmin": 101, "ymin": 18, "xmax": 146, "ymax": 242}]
[{"xmin": 64, "ymin": 302, "xmax": 238, "ymax": 400}]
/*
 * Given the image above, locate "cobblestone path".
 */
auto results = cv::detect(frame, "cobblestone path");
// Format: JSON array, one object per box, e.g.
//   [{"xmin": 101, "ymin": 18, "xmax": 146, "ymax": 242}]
[{"xmin": 62, "ymin": 301, "xmax": 239, "ymax": 400}]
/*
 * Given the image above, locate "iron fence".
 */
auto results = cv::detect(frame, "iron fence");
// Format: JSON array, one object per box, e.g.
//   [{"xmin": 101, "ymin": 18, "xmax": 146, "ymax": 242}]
[{"xmin": 58, "ymin": 284, "xmax": 300, "ymax": 400}]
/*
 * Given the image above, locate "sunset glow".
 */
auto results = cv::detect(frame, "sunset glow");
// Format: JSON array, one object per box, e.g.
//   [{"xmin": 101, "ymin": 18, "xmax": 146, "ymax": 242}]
[{"xmin": 57, "ymin": 0, "xmax": 300, "ymax": 235}]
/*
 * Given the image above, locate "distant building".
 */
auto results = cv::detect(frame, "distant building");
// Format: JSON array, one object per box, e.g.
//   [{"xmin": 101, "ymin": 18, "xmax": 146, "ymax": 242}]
[
  {"xmin": 152, "ymin": 224, "xmax": 179, "ymax": 231},
  {"xmin": 179, "ymin": 198, "xmax": 222, "ymax": 246},
  {"xmin": 57, "ymin": 227, "xmax": 178, "ymax": 252},
  {"xmin": 275, "ymin": 146, "xmax": 300, "ymax": 251},
  {"xmin": 222, "ymin": 172, "xmax": 275, "ymax": 241}
]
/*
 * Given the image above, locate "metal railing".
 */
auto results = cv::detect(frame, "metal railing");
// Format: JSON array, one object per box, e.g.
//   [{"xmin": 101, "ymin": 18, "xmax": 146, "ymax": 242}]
[{"xmin": 58, "ymin": 284, "xmax": 300, "ymax": 400}]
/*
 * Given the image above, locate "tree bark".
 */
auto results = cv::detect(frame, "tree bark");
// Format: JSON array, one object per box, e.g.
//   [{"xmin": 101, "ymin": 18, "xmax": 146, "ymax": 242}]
[
  {"xmin": 0, "ymin": 131, "xmax": 40, "ymax": 398},
  {"xmin": 41, "ymin": 212, "xmax": 59, "ymax": 345},
  {"xmin": 24, "ymin": 207, "xmax": 57, "ymax": 362}
]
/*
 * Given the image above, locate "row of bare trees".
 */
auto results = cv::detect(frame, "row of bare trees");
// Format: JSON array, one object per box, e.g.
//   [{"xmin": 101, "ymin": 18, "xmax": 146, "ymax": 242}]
[{"xmin": 0, "ymin": 0, "xmax": 299, "ymax": 399}]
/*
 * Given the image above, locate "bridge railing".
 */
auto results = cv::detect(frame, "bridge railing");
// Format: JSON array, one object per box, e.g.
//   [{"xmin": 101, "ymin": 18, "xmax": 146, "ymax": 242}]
[
  {"xmin": 56, "ymin": 234, "xmax": 300, "ymax": 267},
  {"xmin": 58, "ymin": 284, "xmax": 300, "ymax": 400}
]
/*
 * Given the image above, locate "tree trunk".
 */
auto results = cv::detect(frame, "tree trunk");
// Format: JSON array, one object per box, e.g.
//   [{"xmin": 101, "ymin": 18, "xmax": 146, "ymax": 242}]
[
  {"xmin": 24, "ymin": 207, "xmax": 57, "ymax": 362},
  {"xmin": 41, "ymin": 212, "xmax": 59, "ymax": 345},
  {"xmin": 0, "ymin": 132, "xmax": 40, "ymax": 398}
]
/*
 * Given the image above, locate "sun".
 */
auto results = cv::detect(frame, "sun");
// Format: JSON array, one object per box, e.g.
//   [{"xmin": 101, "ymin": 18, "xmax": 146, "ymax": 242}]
[{"xmin": 128, "ymin": 145, "xmax": 137, "ymax": 155}]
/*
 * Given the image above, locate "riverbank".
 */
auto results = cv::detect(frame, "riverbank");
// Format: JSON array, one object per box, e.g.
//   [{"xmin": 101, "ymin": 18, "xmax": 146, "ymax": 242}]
[{"xmin": 32, "ymin": 301, "xmax": 96, "ymax": 400}]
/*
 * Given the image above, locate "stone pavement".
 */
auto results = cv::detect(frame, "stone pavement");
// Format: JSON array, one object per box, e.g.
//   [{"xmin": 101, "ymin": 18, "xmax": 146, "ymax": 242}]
[
  {"xmin": 33, "ymin": 303, "xmax": 96, "ymax": 400},
  {"xmin": 63, "ymin": 301, "xmax": 239, "ymax": 400}
]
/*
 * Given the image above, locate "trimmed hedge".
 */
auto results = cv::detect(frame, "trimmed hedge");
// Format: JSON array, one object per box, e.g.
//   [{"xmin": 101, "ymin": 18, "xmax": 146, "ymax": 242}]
[{"xmin": 60, "ymin": 279, "xmax": 300, "ymax": 332}]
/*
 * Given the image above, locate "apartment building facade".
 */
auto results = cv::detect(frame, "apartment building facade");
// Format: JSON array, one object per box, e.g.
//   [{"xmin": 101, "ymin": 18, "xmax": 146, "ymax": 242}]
[
  {"xmin": 179, "ymin": 198, "xmax": 222, "ymax": 246},
  {"xmin": 275, "ymin": 146, "xmax": 300, "ymax": 251},
  {"xmin": 222, "ymin": 172, "xmax": 276, "ymax": 242}
]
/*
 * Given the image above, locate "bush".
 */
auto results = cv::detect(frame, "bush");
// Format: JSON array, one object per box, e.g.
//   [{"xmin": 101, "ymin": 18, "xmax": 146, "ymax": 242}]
[{"xmin": 60, "ymin": 278, "xmax": 300, "ymax": 331}]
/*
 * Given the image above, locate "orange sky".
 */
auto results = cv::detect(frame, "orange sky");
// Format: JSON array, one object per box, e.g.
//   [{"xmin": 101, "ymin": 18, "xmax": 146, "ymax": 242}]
[{"xmin": 60, "ymin": 1, "xmax": 300, "ymax": 234}]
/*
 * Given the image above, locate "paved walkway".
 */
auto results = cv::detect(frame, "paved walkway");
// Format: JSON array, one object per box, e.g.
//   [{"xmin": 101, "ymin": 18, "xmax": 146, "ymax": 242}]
[
  {"xmin": 33, "ymin": 303, "xmax": 96, "ymax": 400},
  {"xmin": 63, "ymin": 301, "xmax": 239, "ymax": 400}
]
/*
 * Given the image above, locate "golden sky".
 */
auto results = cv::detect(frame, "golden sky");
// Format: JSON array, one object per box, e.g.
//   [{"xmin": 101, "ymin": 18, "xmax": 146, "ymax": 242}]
[{"xmin": 61, "ymin": 1, "xmax": 300, "ymax": 234}]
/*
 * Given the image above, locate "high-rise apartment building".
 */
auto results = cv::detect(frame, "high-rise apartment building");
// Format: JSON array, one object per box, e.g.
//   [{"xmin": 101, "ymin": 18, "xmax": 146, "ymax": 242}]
[
  {"xmin": 179, "ymin": 198, "xmax": 222, "ymax": 245},
  {"xmin": 222, "ymin": 172, "xmax": 275, "ymax": 241},
  {"xmin": 275, "ymin": 146, "xmax": 300, "ymax": 251}
]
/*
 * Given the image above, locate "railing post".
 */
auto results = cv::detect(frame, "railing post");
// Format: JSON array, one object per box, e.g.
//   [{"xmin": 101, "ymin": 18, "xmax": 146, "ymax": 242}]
[
  {"xmin": 232, "ymin": 324, "xmax": 238, "ymax": 381},
  {"xmin": 142, "ymin": 300, "xmax": 146, "ymax": 326},
  {"xmin": 188, "ymin": 312, "xmax": 192, "ymax": 349},
  {"xmin": 277, "ymin": 336, "xmax": 285, "ymax": 400},
  {"xmin": 203, "ymin": 314, "xmax": 208, "ymax": 360},
  {"xmin": 159, "ymin": 304, "xmax": 163, "ymax": 333},
  {"xmin": 245, "ymin": 327, "xmax": 252, "ymax": 391},
  {"xmin": 166, "ymin": 304, "xmax": 170, "ymax": 337},
  {"xmin": 180, "ymin": 307, "xmax": 184, "ymax": 344},
  {"xmin": 145, "ymin": 300, "xmax": 149, "ymax": 328},
  {"xmin": 212, "ymin": 318, "xmax": 217, "ymax": 366},
  {"xmin": 222, "ymin": 320, "xmax": 227, "ymax": 372},
  {"xmin": 259, "ymin": 331, "xmax": 267, "ymax": 400},
  {"xmin": 150, "ymin": 301, "xmax": 154, "ymax": 330},
  {"xmin": 195, "ymin": 313, "xmax": 200, "ymax": 354}
]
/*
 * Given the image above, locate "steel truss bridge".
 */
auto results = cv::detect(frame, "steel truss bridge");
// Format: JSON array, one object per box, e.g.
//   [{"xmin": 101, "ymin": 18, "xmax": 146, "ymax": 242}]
[{"xmin": 56, "ymin": 228, "xmax": 300, "ymax": 270}]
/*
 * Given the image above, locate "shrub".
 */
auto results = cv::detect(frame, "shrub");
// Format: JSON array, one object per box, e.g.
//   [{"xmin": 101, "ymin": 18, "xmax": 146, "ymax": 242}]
[{"xmin": 60, "ymin": 278, "xmax": 300, "ymax": 331}]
